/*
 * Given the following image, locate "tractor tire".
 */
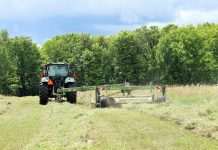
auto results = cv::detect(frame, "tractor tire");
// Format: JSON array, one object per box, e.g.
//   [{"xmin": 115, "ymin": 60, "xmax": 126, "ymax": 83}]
[
  {"xmin": 100, "ymin": 96, "xmax": 109, "ymax": 108},
  {"xmin": 66, "ymin": 83, "xmax": 77, "ymax": 104},
  {"xmin": 39, "ymin": 83, "xmax": 48, "ymax": 105}
]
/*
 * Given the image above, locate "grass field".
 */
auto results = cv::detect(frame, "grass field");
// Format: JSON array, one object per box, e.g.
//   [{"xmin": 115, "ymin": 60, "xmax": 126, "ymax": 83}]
[{"xmin": 0, "ymin": 86, "xmax": 218, "ymax": 149}]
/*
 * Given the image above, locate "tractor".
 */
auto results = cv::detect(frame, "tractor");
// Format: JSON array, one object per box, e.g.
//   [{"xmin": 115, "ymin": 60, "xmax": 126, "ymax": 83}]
[
  {"xmin": 39, "ymin": 63, "xmax": 166, "ymax": 107},
  {"xmin": 39, "ymin": 63, "xmax": 77, "ymax": 105}
]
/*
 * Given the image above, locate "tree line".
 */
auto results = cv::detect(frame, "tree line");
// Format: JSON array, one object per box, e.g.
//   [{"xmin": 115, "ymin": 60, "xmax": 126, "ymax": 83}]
[
  {"xmin": 0, "ymin": 23, "xmax": 217, "ymax": 96},
  {"xmin": 0, "ymin": 29, "xmax": 40, "ymax": 96}
]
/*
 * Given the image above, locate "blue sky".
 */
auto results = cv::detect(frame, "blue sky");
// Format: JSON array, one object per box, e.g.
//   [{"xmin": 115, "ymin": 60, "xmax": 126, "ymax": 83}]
[{"xmin": 0, "ymin": 0, "xmax": 218, "ymax": 44}]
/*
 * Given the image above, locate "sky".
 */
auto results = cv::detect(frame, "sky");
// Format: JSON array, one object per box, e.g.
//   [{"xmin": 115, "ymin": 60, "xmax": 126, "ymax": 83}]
[{"xmin": 0, "ymin": 0, "xmax": 218, "ymax": 44}]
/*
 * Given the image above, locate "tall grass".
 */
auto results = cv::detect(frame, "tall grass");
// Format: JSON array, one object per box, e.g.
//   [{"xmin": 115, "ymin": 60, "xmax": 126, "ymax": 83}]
[
  {"xmin": 132, "ymin": 85, "xmax": 218, "ymax": 139},
  {"xmin": 167, "ymin": 85, "xmax": 218, "ymax": 104}
]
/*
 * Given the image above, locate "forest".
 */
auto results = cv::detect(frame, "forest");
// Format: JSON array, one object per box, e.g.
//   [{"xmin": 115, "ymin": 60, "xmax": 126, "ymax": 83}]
[{"xmin": 0, "ymin": 23, "xmax": 217, "ymax": 96}]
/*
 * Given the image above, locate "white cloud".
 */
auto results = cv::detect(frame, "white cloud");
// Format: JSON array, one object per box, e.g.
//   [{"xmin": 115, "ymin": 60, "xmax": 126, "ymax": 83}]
[
  {"xmin": 1, "ymin": 0, "xmax": 218, "ymax": 42},
  {"xmin": 0, "ymin": 0, "xmax": 176, "ymax": 23},
  {"xmin": 175, "ymin": 10, "xmax": 218, "ymax": 25},
  {"xmin": 1, "ymin": 0, "xmax": 218, "ymax": 25},
  {"xmin": 93, "ymin": 8, "xmax": 218, "ymax": 34},
  {"xmin": 145, "ymin": 9, "xmax": 218, "ymax": 27}
]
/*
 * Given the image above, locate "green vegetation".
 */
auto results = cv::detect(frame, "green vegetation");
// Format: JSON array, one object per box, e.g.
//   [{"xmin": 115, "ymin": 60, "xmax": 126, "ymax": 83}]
[
  {"xmin": 0, "ymin": 90, "xmax": 218, "ymax": 149},
  {"xmin": 0, "ymin": 30, "xmax": 40, "ymax": 96},
  {"xmin": 42, "ymin": 24, "xmax": 218, "ymax": 86},
  {"xmin": 0, "ymin": 23, "xmax": 217, "ymax": 96}
]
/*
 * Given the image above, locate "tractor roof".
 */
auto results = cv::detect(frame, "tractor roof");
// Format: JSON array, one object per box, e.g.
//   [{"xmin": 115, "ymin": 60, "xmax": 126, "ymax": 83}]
[{"xmin": 47, "ymin": 62, "xmax": 69, "ymax": 65}]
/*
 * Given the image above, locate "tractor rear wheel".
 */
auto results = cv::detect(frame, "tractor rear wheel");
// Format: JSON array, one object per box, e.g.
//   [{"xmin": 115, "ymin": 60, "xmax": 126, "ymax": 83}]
[
  {"xmin": 66, "ymin": 83, "xmax": 77, "ymax": 104},
  {"xmin": 39, "ymin": 83, "xmax": 48, "ymax": 105}
]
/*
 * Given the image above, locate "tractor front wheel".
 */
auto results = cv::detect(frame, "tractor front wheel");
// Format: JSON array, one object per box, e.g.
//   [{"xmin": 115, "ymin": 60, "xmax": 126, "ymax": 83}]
[
  {"xmin": 66, "ymin": 83, "xmax": 77, "ymax": 104},
  {"xmin": 39, "ymin": 83, "xmax": 48, "ymax": 105}
]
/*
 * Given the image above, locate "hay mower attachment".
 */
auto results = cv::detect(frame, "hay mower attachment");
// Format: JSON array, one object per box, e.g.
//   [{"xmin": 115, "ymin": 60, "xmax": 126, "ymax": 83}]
[{"xmin": 57, "ymin": 83, "xmax": 166, "ymax": 108}]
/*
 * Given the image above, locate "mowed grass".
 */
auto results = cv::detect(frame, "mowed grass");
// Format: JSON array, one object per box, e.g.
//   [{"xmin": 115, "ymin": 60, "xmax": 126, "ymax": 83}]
[
  {"xmin": 0, "ymin": 96, "xmax": 45, "ymax": 150},
  {"xmin": 0, "ymin": 86, "xmax": 217, "ymax": 150},
  {"xmin": 132, "ymin": 85, "xmax": 218, "ymax": 139}
]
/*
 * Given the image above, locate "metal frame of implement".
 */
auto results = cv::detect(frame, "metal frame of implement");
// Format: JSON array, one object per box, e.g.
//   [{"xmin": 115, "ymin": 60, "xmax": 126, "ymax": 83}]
[{"xmin": 57, "ymin": 83, "xmax": 166, "ymax": 107}]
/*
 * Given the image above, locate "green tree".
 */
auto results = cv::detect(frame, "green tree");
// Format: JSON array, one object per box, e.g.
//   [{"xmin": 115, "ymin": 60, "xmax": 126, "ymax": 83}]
[
  {"xmin": 134, "ymin": 26, "xmax": 160, "ymax": 84},
  {"xmin": 196, "ymin": 23, "xmax": 218, "ymax": 83},
  {"xmin": 11, "ymin": 37, "xmax": 41, "ymax": 96},
  {"xmin": 0, "ymin": 30, "xmax": 17, "ymax": 95},
  {"xmin": 157, "ymin": 25, "xmax": 205, "ymax": 84},
  {"xmin": 110, "ymin": 31, "xmax": 138, "ymax": 84}
]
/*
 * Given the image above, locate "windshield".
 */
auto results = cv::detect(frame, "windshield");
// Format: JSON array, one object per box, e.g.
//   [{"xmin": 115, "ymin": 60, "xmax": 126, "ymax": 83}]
[{"xmin": 47, "ymin": 65, "xmax": 68, "ymax": 77}]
